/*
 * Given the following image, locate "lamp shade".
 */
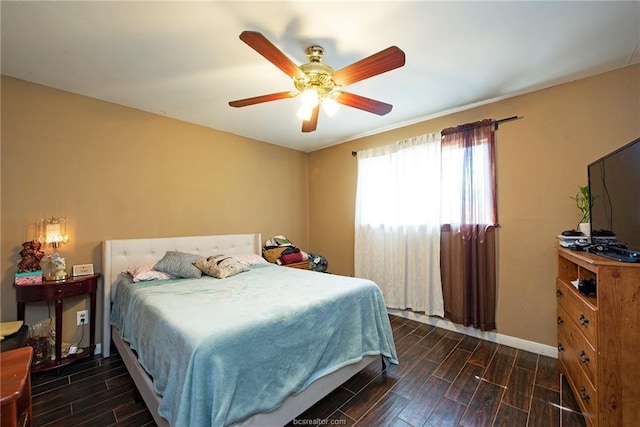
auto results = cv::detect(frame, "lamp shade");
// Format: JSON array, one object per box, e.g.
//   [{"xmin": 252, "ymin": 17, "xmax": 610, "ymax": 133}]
[
  {"xmin": 321, "ymin": 97, "xmax": 340, "ymax": 117},
  {"xmin": 38, "ymin": 217, "xmax": 69, "ymax": 248},
  {"xmin": 299, "ymin": 88, "xmax": 319, "ymax": 108}
]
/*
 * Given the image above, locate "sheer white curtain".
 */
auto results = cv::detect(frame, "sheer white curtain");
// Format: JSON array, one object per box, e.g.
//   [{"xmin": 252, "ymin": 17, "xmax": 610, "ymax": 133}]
[{"xmin": 354, "ymin": 132, "xmax": 444, "ymax": 316}]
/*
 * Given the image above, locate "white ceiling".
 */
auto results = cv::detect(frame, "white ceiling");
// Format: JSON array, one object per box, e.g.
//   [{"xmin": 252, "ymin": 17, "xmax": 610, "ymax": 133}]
[{"xmin": 2, "ymin": 1, "xmax": 639, "ymax": 153}]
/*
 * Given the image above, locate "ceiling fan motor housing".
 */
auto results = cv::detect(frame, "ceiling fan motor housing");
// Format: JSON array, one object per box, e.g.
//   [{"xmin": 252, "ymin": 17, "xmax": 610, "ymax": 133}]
[{"xmin": 294, "ymin": 46, "xmax": 338, "ymax": 98}]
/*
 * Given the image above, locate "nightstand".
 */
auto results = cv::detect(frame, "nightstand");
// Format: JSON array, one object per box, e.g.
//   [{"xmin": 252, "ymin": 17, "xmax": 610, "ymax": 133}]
[
  {"xmin": 14, "ymin": 274, "xmax": 100, "ymax": 373},
  {"xmin": 284, "ymin": 261, "xmax": 309, "ymax": 270}
]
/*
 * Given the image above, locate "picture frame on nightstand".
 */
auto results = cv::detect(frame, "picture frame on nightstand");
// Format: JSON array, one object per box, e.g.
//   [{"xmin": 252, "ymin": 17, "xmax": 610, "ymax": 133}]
[{"xmin": 72, "ymin": 264, "xmax": 94, "ymax": 276}]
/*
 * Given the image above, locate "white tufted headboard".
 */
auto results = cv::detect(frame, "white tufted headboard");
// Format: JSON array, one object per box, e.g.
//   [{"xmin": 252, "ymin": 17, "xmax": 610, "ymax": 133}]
[{"xmin": 102, "ymin": 233, "xmax": 262, "ymax": 357}]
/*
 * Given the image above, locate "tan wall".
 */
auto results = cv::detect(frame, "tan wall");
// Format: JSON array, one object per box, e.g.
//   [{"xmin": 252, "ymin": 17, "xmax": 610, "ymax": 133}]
[
  {"xmin": 308, "ymin": 64, "xmax": 640, "ymax": 346},
  {"xmin": 2, "ymin": 65, "xmax": 638, "ymax": 352},
  {"xmin": 1, "ymin": 76, "xmax": 309, "ymax": 348}
]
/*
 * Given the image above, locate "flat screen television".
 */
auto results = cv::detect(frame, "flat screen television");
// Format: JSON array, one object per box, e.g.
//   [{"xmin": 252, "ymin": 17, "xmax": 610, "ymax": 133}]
[{"xmin": 587, "ymin": 136, "xmax": 640, "ymax": 262}]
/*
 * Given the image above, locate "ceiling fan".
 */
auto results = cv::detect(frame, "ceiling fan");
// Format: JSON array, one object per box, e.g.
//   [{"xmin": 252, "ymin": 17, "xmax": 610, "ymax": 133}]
[{"xmin": 228, "ymin": 31, "xmax": 406, "ymax": 133}]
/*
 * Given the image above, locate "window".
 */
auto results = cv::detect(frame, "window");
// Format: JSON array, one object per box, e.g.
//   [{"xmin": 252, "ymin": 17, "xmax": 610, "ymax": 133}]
[
  {"xmin": 356, "ymin": 136, "xmax": 441, "ymax": 227},
  {"xmin": 354, "ymin": 133, "xmax": 443, "ymax": 315},
  {"xmin": 355, "ymin": 119, "xmax": 498, "ymax": 329},
  {"xmin": 441, "ymin": 137, "xmax": 496, "ymax": 225}
]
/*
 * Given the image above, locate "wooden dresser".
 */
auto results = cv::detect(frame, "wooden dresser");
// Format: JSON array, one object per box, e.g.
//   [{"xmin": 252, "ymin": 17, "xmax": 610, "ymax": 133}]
[
  {"xmin": 556, "ymin": 248, "xmax": 640, "ymax": 427},
  {"xmin": 1, "ymin": 346, "xmax": 33, "ymax": 427}
]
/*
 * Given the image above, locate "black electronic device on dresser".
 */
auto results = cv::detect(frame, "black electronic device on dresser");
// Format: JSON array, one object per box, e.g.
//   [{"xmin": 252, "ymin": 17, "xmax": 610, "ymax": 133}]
[{"xmin": 587, "ymin": 136, "xmax": 640, "ymax": 263}]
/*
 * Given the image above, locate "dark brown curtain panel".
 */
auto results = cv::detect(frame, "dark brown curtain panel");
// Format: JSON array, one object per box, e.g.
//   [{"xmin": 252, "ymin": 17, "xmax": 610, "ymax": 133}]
[
  {"xmin": 440, "ymin": 120, "xmax": 498, "ymax": 331},
  {"xmin": 441, "ymin": 225, "xmax": 497, "ymax": 331}
]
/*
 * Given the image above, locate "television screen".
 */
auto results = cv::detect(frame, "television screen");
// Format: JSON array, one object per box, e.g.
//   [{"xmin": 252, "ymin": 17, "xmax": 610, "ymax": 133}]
[{"xmin": 588, "ymin": 137, "xmax": 640, "ymax": 259}]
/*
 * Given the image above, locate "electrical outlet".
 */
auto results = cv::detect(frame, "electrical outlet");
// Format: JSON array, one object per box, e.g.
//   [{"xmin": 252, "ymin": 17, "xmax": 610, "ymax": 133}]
[{"xmin": 77, "ymin": 310, "xmax": 88, "ymax": 326}]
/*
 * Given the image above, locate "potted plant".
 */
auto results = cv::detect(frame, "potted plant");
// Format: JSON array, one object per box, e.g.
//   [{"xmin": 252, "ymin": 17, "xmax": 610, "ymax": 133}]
[{"xmin": 570, "ymin": 185, "xmax": 591, "ymax": 235}]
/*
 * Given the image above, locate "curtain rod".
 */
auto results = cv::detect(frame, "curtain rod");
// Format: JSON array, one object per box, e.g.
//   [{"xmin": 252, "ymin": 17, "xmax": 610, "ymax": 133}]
[
  {"xmin": 493, "ymin": 115, "xmax": 522, "ymax": 129},
  {"xmin": 351, "ymin": 115, "xmax": 522, "ymax": 156}
]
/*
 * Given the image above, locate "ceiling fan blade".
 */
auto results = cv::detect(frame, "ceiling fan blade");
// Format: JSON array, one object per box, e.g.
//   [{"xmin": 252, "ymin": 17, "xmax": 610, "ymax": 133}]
[
  {"xmin": 336, "ymin": 92, "xmax": 393, "ymax": 115},
  {"xmin": 229, "ymin": 91, "xmax": 295, "ymax": 108},
  {"xmin": 239, "ymin": 31, "xmax": 305, "ymax": 79},
  {"xmin": 332, "ymin": 46, "xmax": 405, "ymax": 87},
  {"xmin": 301, "ymin": 105, "xmax": 320, "ymax": 133}
]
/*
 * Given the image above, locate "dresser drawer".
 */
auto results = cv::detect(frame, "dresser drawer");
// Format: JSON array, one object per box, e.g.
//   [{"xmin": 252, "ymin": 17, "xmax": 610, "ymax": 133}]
[
  {"xmin": 15, "ymin": 277, "xmax": 97, "ymax": 303},
  {"xmin": 559, "ymin": 355, "xmax": 597, "ymax": 427},
  {"xmin": 58, "ymin": 280, "xmax": 94, "ymax": 298},
  {"xmin": 556, "ymin": 279, "xmax": 597, "ymax": 347},
  {"xmin": 557, "ymin": 306, "xmax": 597, "ymax": 387}
]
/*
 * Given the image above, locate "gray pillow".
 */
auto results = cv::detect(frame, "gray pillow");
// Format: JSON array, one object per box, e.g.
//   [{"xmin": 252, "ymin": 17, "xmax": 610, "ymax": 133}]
[{"xmin": 154, "ymin": 251, "xmax": 204, "ymax": 278}]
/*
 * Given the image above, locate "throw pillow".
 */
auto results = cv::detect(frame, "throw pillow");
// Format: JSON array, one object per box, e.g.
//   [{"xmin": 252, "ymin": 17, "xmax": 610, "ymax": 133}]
[
  {"xmin": 154, "ymin": 251, "xmax": 204, "ymax": 278},
  {"xmin": 194, "ymin": 255, "xmax": 249, "ymax": 279}
]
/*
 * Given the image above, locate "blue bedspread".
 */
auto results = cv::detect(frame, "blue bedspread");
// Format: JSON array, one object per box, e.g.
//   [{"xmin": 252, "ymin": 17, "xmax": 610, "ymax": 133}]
[{"xmin": 111, "ymin": 264, "xmax": 398, "ymax": 426}]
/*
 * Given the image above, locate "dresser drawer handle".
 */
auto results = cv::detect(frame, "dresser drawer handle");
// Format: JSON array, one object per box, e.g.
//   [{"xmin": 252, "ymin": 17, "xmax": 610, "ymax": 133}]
[
  {"xmin": 579, "ymin": 351, "xmax": 590, "ymax": 364},
  {"xmin": 558, "ymin": 343, "xmax": 564, "ymax": 352},
  {"xmin": 557, "ymin": 316, "xmax": 564, "ymax": 325},
  {"xmin": 579, "ymin": 314, "xmax": 590, "ymax": 326},
  {"xmin": 580, "ymin": 386, "xmax": 590, "ymax": 401},
  {"xmin": 556, "ymin": 289, "xmax": 563, "ymax": 297}
]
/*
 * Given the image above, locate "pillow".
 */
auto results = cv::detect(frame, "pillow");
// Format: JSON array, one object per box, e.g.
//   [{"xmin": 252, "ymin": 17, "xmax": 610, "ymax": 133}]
[
  {"xmin": 122, "ymin": 263, "xmax": 176, "ymax": 282},
  {"xmin": 154, "ymin": 251, "xmax": 204, "ymax": 278},
  {"xmin": 133, "ymin": 269, "xmax": 176, "ymax": 282},
  {"xmin": 194, "ymin": 255, "xmax": 249, "ymax": 279},
  {"xmin": 231, "ymin": 253, "xmax": 269, "ymax": 266}
]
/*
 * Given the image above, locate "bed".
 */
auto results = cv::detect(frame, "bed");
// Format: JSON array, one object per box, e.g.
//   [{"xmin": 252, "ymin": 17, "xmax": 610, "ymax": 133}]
[{"xmin": 102, "ymin": 233, "xmax": 398, "ymax": 427}]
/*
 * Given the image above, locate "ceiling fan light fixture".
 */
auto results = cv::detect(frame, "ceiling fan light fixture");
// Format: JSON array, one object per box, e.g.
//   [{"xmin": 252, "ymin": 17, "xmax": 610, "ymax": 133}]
[
  {"xmin": 297, "ymin": 104, "xmax": 315, "ymax": 121},
  {"xmin": 321, "ymin": 97, "xmax": 340, "ymax": 117},
  {"xmin": 296, "ymin": 105, "xmax": 313, "ymax": 121},
  {"xmin": 300, "ymin": 88, "xmax": 319, "ymax": 108},
  {"xmin": 229, "ymin": 31, "xmax": 406, "ymax": 132},
  {"xmin": 297, "ymin": 88, "xmax": 320, "ymax": 120}
]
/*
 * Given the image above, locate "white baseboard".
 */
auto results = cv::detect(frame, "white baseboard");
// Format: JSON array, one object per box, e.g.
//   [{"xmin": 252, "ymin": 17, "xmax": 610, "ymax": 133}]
[{"xmin": 388, "ymin": 309, "xmax": 558, "ymax": 359}]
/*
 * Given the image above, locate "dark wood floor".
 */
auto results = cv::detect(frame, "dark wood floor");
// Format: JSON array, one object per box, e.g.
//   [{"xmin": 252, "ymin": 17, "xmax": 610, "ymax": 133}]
[{"xmin": 31, "ymin": 315, "xmax": 586, "ymax": 426}]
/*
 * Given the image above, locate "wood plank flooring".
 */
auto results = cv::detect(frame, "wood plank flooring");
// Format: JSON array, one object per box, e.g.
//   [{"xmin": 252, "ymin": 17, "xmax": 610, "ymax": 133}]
[{"xmin": 30, "ymin": 315, "xmax": 586, "ymax": 426}]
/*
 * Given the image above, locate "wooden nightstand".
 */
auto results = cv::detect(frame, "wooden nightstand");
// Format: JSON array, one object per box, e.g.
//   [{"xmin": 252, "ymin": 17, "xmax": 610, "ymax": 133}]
[
  {"xmin": 14, "ymin": 274, "xmax": 100, "ymax": 373},
  {"xmin": 283, "ymin": 261, "xmax": 309, "ymax": 270}
]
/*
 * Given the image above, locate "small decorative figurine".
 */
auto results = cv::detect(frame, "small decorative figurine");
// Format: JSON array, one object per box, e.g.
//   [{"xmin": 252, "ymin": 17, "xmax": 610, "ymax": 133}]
[
  {"xmin": 17, "ymin": 240, "xmax": 45, "ymax": 273},
  {"xmin": 46, "ymin": 252, "xmax": 67, "ymax": 281}
]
